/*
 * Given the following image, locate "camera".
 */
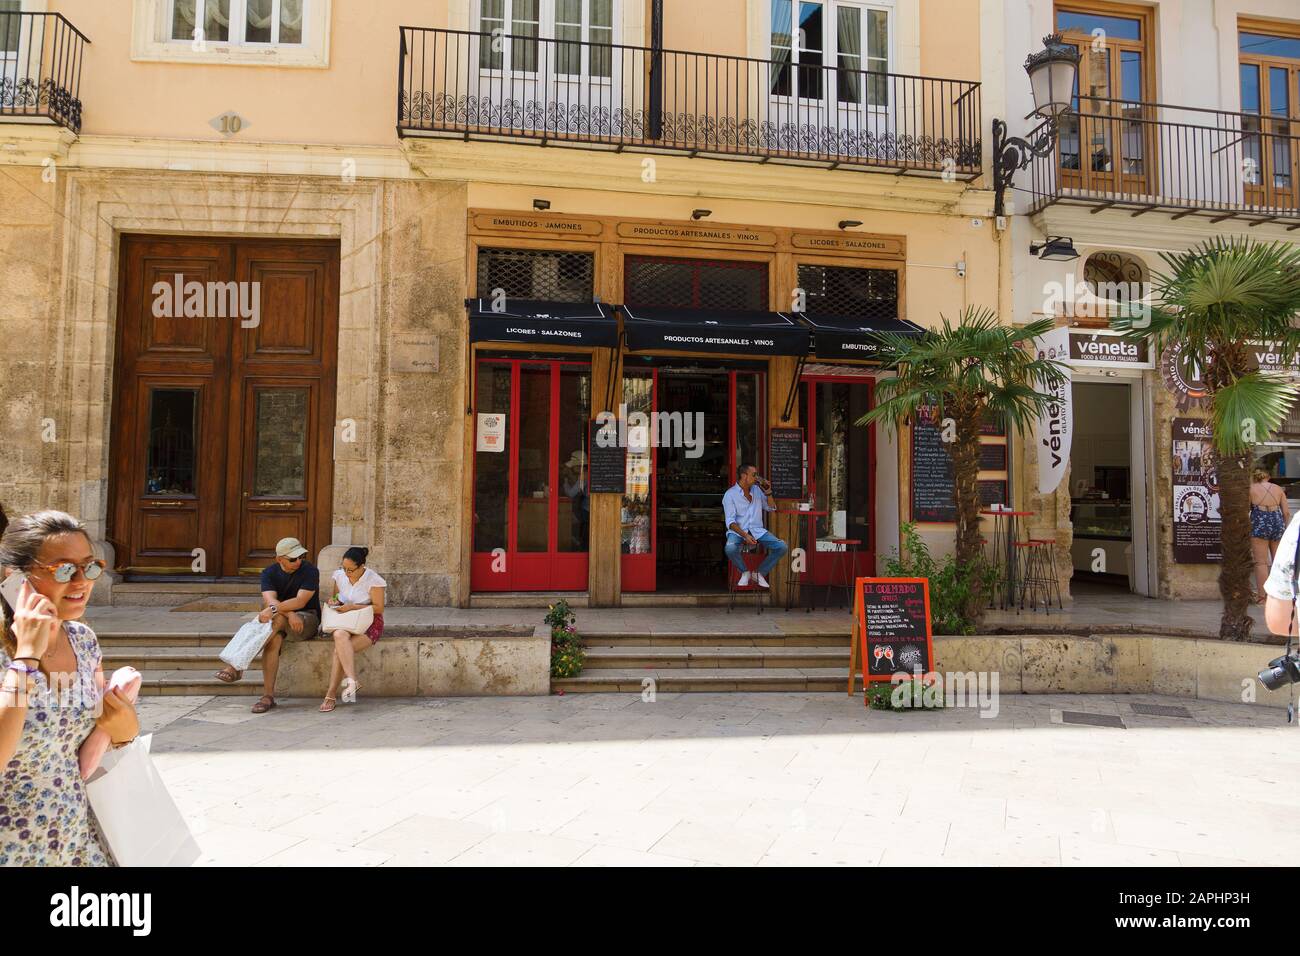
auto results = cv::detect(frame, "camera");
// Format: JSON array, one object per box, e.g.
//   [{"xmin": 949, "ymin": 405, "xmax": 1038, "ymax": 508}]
[{"xmin": 1258, "ymin": 652, "xmax": 1300, "ymax": 691}]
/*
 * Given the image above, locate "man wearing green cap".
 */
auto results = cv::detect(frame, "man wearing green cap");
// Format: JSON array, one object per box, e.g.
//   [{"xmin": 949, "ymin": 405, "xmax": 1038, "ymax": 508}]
[{"xmin": 215, "ymin": 536, "xmax": 320, "ymax": 713}]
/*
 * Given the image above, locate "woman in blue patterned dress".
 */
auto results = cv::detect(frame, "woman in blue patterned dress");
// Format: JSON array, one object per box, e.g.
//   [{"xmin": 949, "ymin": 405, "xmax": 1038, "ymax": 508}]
[{"xmin": 0, "ymin": 511, "xmax": 139, "ymax": 866}]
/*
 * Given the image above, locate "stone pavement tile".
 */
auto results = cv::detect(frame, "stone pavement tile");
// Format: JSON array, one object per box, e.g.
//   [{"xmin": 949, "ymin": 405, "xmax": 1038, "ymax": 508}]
[
  {"xmin": 942, "ymin": 831, "xmax": 1061, "ymax": 866},
  {"xmin": 1175, "ymin": 852, "xmax": 1256, "ymax": 866},
  {"xmin": 377, "ymin": 783, "xmax": 501, "ymax": 820},
  {"xmin": 571, "ymin": 845, "xmax": 697, "ymax": 867},
  {"xmin": 759, "ymin": 832, "xmax": 884, "ymax": 866},
  {"xmin": 467, "ymin": 765, "xmax": 592, "ymax": 797},
  {"xmin": 554, "ymin": 806, "xmax": 683, "ymax": 851},
  {"xmin": 710, "ymin": 769, "xmax": 820, "ymax": 803},
  {"xmin": 901, "ymin": 792, "xmax": 1007, "ymax": 830},
  {"xmin": 1109, "ymin": 810, "xmax": 1300, "ymax": 864},
  {"xmin": 260, "ymin": 839, "xmax": 392, "ymax": 867},
  {"xmin": 879, "ymin": 849, "xmax": 963, "ymax": 867},
  {"xmin": 650, "ymin": 820, "xmax": 775, "ymax": 866},
  {"xmin": 359, "ymin": 814, "xmax": 492, "ymax": 863},
  {"xmin": 643, "ymin": 785, "xmax": 752, "ymax": 826},
  {"xmin": 465, "ymin": 792, "xmax": 593, "ymax": 835},
  {"xmin": 959, "ymin": 769, "xmax": 1064, "ymax": 802},
  {"xmin": 563, "ymin": 775, "xmax": 670, "ymax": 811},
  {"xmin": 806, "ymin": 779, "xmax": 907, "ymax": 814},
  {"xmin": 734, "ymin": 798, "xmax": 850, "ymax": 841},
  {"xmin": 1060, "ymin": 839, "xmax": 1180, "ymax": 867},
  {"xmin": 837, "ymin": 815, "xmax": 949, "ymax": 856},
  {"xmin": 1004, "ymin": 799, "xmax": 1115, "ymax": 843},
  {"xmin": 193, "ymin": 824, "xmax": 304, "ymax": 866},
  {"xmin": 204, "ymin": 789, "xmax": 329, "ymax": 831},
  {"xmin": 273, "ymin": 801, "xmax": 418, "ymax": 846},
  {"xmin": 447, "ymin": 831, "xmax": 593, "ymax": 866}
]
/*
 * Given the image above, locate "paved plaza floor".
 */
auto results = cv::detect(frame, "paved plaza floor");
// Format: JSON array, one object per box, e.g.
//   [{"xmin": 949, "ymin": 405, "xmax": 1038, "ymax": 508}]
[{"xmin": 139, "ymin": 690, "xmax": 1300, "ymax": 867}]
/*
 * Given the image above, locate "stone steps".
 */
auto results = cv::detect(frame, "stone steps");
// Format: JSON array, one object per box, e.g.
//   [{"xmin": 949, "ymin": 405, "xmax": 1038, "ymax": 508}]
[
  {"xmin": 553, "ymin": 667, "xmax": 862, "ymax": 693},
  {"xmin": 582, "ymin": 645, "xmax": 849, "ymax": 670},
  {"xmin": 111, "ymin": 581, "xmax": 260, "ymax": 607},
  {"xmin": 136, "ymin": 669, "xmax": 266, "ymax": 696}
]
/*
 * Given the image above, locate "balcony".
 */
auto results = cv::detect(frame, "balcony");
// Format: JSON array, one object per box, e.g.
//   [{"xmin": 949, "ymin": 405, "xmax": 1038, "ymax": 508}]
[
  {"xmin": 398, "ymin": 27, "xmax": 981, "ymax": 179},
  {"xmin": 0, "ymin": 12, "xmax": 90, "ymax": 133},
  {"xmin": 1024, "ymin": 96, "xmax": 1300, "ymax": 226}
]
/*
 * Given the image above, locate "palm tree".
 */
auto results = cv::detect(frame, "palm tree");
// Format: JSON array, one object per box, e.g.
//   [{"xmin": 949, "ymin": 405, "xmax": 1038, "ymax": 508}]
[
  {"xmin": 1114, "ymin": 237, "xmax": 1300, "ymax": 641},
  {"xmin": 858, "ymin": 307, "xmax": 1068, "ymax": 627}
]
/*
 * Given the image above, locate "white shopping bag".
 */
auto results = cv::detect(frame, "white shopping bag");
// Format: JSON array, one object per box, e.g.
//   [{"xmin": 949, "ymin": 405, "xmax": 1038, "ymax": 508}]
[
  {"xmin": 86, "ymin": 735, "xmax": 200, "ymax": 868},
  {"xmin": 219, "ymin": 619, "xmax": 274, "ymax": 671}
]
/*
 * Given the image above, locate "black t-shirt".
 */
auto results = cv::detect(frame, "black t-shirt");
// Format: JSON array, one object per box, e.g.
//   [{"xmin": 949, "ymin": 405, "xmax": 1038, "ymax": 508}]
[{"xmin": 260, "ymin": 560, "xmax": 321, "ymax": 615}]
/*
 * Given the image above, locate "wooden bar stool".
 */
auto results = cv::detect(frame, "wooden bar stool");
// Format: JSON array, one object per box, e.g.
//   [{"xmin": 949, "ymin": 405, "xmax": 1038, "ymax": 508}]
[{"xmin": 823, "ymin": 538, "xmax": 861, "ymax": 611}]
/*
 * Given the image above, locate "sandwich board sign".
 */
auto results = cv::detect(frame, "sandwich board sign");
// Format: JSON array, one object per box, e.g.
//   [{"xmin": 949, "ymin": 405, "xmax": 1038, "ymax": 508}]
[{"xmin": 847, "ymin": 577, "xmax": 935, "ymax": 702}]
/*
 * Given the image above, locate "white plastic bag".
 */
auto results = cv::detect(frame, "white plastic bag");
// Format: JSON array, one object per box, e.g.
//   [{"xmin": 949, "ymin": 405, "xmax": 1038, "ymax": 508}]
[
  {"xmin": 321, "ymin": 604, "xmax": 374, "ymax": 635},
  {"xmin": 86, "ymin": 735, "xmax": 200, "ymax": 868},
  {"xmin": 219, "ymin": 618, "xmax": 274, "ymax": 671}
]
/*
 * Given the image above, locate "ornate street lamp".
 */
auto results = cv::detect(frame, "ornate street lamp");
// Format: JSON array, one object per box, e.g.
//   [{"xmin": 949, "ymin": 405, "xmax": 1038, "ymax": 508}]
[{"xmin": 992, "ymin": 34, "xmax": 1081, "ymax": 218}]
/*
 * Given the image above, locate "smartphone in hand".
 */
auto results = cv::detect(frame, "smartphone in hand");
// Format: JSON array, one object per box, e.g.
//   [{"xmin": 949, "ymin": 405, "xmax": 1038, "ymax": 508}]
[{"xmin": 1, "ymin": 571, "xmax": 28, "ymax": 610}]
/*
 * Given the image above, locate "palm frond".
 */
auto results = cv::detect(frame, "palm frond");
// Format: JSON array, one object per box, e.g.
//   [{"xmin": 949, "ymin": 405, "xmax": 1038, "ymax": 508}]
[{"xmin": 1209, "ymin": 372, "xmax": 1299, "ymax": 456}]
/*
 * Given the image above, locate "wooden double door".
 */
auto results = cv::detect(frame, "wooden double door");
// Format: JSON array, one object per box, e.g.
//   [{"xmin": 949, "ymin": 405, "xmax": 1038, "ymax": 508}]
[{"xmin": 110, "ymin": 236, "xmax": 339, "ymax": 577}]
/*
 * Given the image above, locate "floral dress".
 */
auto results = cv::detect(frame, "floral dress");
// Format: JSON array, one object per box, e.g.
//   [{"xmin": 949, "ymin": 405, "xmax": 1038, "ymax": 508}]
[{"xmin": 0, "ymin": 621, "xmax": 113, "ymax": 866}]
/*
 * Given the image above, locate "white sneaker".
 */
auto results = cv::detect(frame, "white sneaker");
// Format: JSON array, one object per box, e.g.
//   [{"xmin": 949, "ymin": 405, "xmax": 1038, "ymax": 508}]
[
  {"xmin": 756, "ymin": 573, "xmax": 771, "ymax": 589},
  {"xmin": 341, "ymin": 677, "xmax": 359, "ymax": 703},
  {"xmin": 737, "ymin": 571, "xmax": 751, "ymax": 588}
]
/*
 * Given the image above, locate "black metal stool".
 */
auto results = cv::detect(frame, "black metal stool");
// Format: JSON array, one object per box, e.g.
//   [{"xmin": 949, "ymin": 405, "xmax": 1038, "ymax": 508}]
[
  {"xmin": 822, "ymin": 538, "xmax": 861, "ymax": 611},
  {"xmin": 1018, "ymin": 538, "xmax": 1063, "ymax": 614}
]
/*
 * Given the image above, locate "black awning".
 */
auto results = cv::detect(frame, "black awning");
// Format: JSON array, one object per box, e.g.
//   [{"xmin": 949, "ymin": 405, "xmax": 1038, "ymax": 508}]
[
  {"xmin": 467, "ymin": 299, "xmax": 618, "ymax": 348},
  {"xmin": 795, "ymin": 313, "xmax": 925, "ymax": 359},
  {"xmin": 621, "ymin": 306, "xmax": 809, "ymax": 356}
]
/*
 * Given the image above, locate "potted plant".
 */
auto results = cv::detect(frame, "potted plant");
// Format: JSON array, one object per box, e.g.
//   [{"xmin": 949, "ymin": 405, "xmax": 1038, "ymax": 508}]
[{"xmin": 544, "ymin": 600, "xmax": 585, "ymax": 678}]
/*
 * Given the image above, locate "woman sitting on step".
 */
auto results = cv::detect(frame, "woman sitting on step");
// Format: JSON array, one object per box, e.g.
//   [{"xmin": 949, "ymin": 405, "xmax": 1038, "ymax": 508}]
[{"xmin": 319, "ymin": 547, "xmax": 386, "ymax": 713}]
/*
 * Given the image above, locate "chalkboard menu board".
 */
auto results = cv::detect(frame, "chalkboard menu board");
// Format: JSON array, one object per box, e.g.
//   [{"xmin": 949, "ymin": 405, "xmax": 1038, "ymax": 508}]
[
  {"xmin": 588, "ymin": 420, "xmax": 626, "ymax": 494},
  {"xmin": 980, "ymin": 409, "xmax": 1007, "ymax": 437},
  {"xmin": 978, "ymin": 479, "xmax": 1008, "ymax": 507},
  {"xmin": 979, "ymin": 442, "xmax": 1008, "ymax": 472},
  {"xmin": 769, "ymin": 427, "xmax": 804, "ymax": 500},
  {"xmin": 857, "ymin": 577, "xmax": 934, "ymax": 682},
  {"xmin": 910, "ymin": 408, "xmax": 956, "ymax": 523}
]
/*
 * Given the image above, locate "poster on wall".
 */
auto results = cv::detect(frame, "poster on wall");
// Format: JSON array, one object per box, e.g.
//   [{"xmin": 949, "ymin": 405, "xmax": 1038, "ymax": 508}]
[
  {"xmin": 1033, "ymin": 326, "xmax": 1073, "ymax": 494},
  {"xmin": 476, "ymin": 413, "xmax": 506, "ymax": 453},
  {"xmin": 1171, "ymin": 417, "xmax": 1221, "ymax": 563}
]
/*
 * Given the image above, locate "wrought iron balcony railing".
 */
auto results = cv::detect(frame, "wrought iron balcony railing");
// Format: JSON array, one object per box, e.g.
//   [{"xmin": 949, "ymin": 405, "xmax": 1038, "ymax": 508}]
[
  {"xmin": 398, "ymin": 27, "xmax": 981, "ymax": 178},
  {"xmin": 1025, "ymin": 95, "xmax": 1300, "ymax": 224},
  {"xmin": 0, "ymin": 12, "xmax": 89, "ymax": 133}
]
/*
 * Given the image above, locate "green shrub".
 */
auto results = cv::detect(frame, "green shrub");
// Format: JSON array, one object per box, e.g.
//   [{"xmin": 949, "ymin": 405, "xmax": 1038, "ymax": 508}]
[
  {"xmin": 866, "ymin": 678, "xmax": 946, "ymax": 711},
  {"xmin": 546, "ymin": 600, "xmax": 585, "ymax": 679},
  {"xmin": 882, "ymin": 522, "xmax": 1002, "ymax": 635}
]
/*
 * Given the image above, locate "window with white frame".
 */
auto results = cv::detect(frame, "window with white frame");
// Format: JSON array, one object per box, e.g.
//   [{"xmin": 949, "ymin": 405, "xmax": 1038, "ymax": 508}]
[
  {"xmin": 770, "ymin": 0, "xmax": 889, "ymax": 106},
  {"xmin": 169, "ymin": 0, "xmax": 304, "ymax": 46},
  {"xmin": 133, "ymin": 0, "xmax": 327, "ymax": 66},
  {"xmin": 478, "ymin": 0, "xmax": 615, "ymax": 78}
]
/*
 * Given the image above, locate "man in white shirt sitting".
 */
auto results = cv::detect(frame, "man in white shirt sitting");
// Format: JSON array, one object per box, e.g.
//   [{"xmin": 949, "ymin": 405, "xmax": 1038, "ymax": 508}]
[{"xmin": 722, "ymin": 463, "xmax": 788, "ymax": 589}]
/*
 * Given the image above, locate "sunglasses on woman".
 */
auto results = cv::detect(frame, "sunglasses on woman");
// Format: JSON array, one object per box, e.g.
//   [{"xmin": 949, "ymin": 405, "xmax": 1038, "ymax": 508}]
[{"xmin": 31, "ymin": 559, "xmax": 107, "ymax": 583}]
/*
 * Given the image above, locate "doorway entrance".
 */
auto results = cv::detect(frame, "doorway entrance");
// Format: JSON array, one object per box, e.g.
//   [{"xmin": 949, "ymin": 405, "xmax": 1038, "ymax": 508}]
[
  {"xmin": 109, "ymin": 236, "xmax": 339, "ymax": 577},
  {"xmin": 619, "ymin": 363, "xmax": 766, "ymax": 592},
  {"xmin": 1068, "ymin": 378, "xmax": 1146, "ymax": 593},
  {"xmin": 796, "ymin": 374, "xmax": 876, "ymax": 584},
  {"xmin": 471, "ymin": 355, "xmax": 592, "ymax": 591}
]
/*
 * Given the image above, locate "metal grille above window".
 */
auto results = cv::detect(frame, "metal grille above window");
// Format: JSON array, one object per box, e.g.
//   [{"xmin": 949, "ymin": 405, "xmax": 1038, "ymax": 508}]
[
  {"xmin": 624, "ymin": 256, "xmax": 768, "ymax": 311},
  {"xmin": 797, "ymin": 264, "xmax": 899, "ymax": 321},
  {"xmin": 476, "ymin": 248, "xmax": 595, "ymax": 303}
]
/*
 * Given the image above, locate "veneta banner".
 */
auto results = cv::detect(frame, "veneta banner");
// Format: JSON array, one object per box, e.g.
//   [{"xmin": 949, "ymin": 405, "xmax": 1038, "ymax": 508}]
[{"xmin": 1033, "ymin": 326, "xmax": 1073, "ymax": 494}]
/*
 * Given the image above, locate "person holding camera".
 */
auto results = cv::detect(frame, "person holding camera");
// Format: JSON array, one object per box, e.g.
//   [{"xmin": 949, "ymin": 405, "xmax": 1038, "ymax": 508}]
[
  {"xmin": 722, "ymin": 463, "xmax": 788, "ymax": 589},
  {"xmin": 0, "ymin": 510, "xmax": 139, "ymax": 866}
]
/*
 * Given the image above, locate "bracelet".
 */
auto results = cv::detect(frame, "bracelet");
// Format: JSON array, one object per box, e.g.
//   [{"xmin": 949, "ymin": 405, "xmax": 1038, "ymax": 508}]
[
  {"xmin": 6, "ymin": 661, "xmax": 38, "ymax": 676},
  {"xmin": 11, "ymin": 656, "xmax": 40, "ymax": 664}
]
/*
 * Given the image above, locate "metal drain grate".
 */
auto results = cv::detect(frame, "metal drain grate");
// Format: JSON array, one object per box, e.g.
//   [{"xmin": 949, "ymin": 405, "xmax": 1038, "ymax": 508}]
[
  {"xmin": 1130, "ymin": 703, "xmax": 1193, "ymax": 718},
  {"xmin": 1061, "ymin": 711, "xmax": 1127, "ymax": 729}
]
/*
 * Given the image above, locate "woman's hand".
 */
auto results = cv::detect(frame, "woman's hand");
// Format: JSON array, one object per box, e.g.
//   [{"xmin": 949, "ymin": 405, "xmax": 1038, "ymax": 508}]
[
  {"xmin": 95, "ymin": 688, "xmax": 139, "ymax": 745},
  {"xmin": 11, "ymin": 579, "xmax": 58, "ymax": 660}
]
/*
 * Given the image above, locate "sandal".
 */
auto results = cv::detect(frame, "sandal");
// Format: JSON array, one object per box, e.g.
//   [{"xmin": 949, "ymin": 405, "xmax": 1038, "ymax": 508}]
[
  {"xmin": 251, "ymin": 695, "xmax": 277, "ymax": 714},
  {"xmin": 214, "ymin": 667, "xmax": 243, "ymax": 683},
  {"xmin": 341, "ymin": 677, "xmax": 359, "ymax": 704},
  {"xmin": 319, "ymin": 696, "xmax": 336, "ymax": 713}
]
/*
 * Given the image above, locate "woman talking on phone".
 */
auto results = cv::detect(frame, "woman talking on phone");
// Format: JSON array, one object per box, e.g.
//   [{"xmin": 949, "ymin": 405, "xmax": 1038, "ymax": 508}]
[{"xmin": 0, "ymin": 511, "xmax": 139, "ymax": 866}]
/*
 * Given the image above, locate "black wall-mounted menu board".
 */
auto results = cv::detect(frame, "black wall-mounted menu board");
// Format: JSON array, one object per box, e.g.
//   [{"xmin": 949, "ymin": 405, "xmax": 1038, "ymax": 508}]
[
  {"xmin": 769, "ymin": 427, "xmax": 804, "ymax": 500},
  {"xmin": 979, "ymin": 442, "xmax": 1008, "ymax": 472},
  {"xmin": 910, "ymin": 407, "xmax": 956, "ymax": 523},
  {"xmin": 978, "ymin": 479, "xmax": 1008, "ymax": 507},
  {"xmin": 588, "ymin": 420, "xmax": 626, "ymax": 494},
  {"xmin": 857, "ymin": 577, "xmax": 934, "ymax": 682}
]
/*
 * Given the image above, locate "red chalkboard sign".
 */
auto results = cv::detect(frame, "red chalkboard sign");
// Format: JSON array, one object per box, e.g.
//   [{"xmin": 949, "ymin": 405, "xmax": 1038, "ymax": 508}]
[{"xmin": 847, "ymin": 577, "xmax": 935, "ymax": 696}]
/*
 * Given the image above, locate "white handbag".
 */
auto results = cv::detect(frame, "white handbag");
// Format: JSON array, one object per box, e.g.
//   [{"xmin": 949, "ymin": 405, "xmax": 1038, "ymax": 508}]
[
  {"xmin": 86, "ymin": 735, "xmax": 200, "ymax": 867},
  {"xmin": 219, "ymin": 618, "xmax": 274, "ymax": 671},
  {"xmin": 321, "ymin": 603, "xmax": 374, "ymax": 635}
]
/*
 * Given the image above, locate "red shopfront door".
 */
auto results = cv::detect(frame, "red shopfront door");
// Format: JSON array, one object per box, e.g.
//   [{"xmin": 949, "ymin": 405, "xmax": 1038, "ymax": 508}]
[
  {"xmin": 472, "ymin": 357, "xmax": 591, "ymax": 591},
  {"xmin": 797, "ymin": 375, "xmax": 876, "ymax": 584}
]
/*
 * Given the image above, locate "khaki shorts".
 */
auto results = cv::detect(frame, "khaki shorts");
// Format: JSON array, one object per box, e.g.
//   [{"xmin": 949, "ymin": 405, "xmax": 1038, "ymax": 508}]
[{"xmin": 279, "ymin": 610, "xmax": 320, "ymax": 642}]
